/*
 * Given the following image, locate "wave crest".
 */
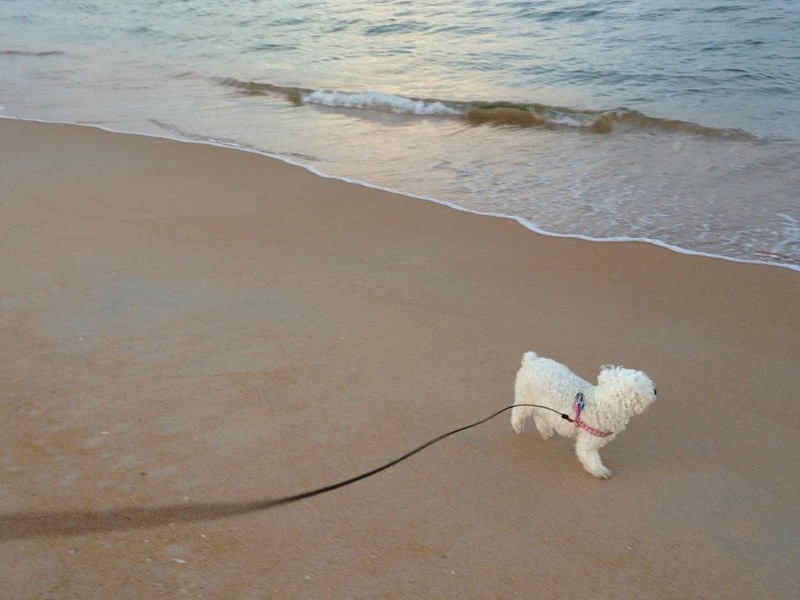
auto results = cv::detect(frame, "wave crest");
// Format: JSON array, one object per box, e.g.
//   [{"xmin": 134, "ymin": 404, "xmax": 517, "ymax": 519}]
[{"xmin": 302, "ymin": 90, "xmax": 461, "ymax": 116}]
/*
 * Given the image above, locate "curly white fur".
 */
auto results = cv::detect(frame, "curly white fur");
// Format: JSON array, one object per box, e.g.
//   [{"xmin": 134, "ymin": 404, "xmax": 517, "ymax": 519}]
[{"xmin": 511, "ymin": 351, "xmax": 656, "ymax": 478}]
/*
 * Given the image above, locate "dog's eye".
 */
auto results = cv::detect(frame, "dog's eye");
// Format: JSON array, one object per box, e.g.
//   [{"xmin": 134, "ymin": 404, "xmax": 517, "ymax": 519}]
[{"xmin": 653, "ymin": 389, "xmax": 657, "ymax": 396}]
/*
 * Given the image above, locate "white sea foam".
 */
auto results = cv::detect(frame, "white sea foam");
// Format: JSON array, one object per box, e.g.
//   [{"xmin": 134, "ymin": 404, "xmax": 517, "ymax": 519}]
[{"xmin": 301, "ymin": 91, "xmax": 461, "ymax": 116}]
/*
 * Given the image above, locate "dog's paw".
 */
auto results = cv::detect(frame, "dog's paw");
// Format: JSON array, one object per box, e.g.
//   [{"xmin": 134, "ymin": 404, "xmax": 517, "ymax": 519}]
[{"xmin": 588, "ymin": 466, "xmax": 613, "ymax": 479}]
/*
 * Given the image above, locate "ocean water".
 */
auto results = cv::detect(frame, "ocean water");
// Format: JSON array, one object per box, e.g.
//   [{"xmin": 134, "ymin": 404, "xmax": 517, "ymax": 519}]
[{"xmin": 1, "ymin": 0, "xmax": 799, "ymax": 270}]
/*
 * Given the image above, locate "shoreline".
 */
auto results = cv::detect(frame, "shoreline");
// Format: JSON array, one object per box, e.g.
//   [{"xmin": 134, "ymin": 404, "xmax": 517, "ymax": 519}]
[
  {"xmin": 2, "ymin": 118, "xmax": 798, "ymax": 598},
  {"xmin": 4, "ymin": 115, "xmax": 798, "ymax": 274}
]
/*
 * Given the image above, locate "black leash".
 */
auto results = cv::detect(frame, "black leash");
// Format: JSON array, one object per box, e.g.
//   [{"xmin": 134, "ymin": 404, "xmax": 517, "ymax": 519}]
[
  {"xmin": 245, "ymin": 403, "xmax": 569, "ymax": 511},
  {"xmin": 0, "ymin": 404, "xmax": 571, "ymax": 539}
]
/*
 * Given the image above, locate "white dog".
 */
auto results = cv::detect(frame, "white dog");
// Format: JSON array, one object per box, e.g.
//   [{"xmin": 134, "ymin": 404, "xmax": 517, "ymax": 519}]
[{"xmin": 511, "ymin": 351, "xmax": 656, "ymax": 478}]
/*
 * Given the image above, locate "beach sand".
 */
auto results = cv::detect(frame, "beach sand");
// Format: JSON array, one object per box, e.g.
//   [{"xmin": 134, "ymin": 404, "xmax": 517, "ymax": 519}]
[{"xmin": 1, "ymin": 118, "xmax": 798, "ymax": 599}]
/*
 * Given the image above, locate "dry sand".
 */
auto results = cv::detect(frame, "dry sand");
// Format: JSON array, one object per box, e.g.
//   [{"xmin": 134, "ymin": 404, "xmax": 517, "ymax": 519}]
[{"xmin": 1, "ymin": 118, "xmax": 798, "ymax": 599}]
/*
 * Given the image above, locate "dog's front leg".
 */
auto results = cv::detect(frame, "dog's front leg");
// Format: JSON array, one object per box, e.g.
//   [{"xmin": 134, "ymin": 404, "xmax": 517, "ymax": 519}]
[{"xmin": 575, "ymin": 437, "xmax": 612, "ymax": 479}]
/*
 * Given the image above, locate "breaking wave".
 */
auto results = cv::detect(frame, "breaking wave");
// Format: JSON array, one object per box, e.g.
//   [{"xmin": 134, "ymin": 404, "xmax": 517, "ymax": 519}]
[{"xmin": 217, "ymin": 77, "xmax": 754, "ymax": 139}]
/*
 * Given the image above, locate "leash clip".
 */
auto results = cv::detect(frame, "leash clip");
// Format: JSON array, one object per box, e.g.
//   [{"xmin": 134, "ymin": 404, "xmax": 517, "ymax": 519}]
[{"xmin": 574, "ymin": 392, "xmax": 586, "ymax": 413}]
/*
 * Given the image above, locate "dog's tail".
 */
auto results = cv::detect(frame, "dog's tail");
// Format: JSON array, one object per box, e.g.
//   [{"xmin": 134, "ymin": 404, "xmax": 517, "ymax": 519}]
[{"xmin": 511, "ymin": 351, "xmax": 539, "ymax": 433}]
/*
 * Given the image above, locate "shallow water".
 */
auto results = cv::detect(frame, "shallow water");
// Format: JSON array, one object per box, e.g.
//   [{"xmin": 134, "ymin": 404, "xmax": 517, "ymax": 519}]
[{"xmin": 1, "ymin": 0, "xmax": 798, "ymax": 268}]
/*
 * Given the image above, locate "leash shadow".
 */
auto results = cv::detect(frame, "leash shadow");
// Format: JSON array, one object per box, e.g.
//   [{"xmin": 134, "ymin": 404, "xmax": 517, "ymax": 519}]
[{"xmin": 0, "ymin": 498, "xmax": 281, "ymax": 541}]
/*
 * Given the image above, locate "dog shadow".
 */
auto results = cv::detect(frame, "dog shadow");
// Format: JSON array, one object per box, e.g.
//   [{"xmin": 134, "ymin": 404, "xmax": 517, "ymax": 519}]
[{"xmin": 0, "ymin": 498, "xmax": 282, "ymax": 541}]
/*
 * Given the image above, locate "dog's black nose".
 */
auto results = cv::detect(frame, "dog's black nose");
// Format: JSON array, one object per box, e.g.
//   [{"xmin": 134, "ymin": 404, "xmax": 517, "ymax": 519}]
[{"xmin": 654, "ymin": 388, "xmax": 657, "ymax": 396}]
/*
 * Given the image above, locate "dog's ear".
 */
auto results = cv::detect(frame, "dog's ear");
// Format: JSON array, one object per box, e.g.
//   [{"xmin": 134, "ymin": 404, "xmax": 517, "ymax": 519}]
[
  {"xmin": 618, "ymin": 387, "xmax": 651, "ymax": 416},
  {"xmin": 632, "ymin": 395, "xmax": 648, "ymax": 414}
]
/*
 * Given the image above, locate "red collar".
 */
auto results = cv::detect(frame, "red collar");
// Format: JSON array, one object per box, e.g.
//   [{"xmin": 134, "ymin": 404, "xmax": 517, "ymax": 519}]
[{"xmin": 571, "ymin": 393, "xmax": 613, "ymax": 438}]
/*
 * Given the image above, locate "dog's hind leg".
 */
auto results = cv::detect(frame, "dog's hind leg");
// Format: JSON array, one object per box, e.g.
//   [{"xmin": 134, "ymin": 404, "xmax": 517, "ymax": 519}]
[
  {"xmin": 533, "ymin": 413, "xmax": 554, "ymax": 439},
  {"xmin": 510, "ymin": 405, "xmax": 530, "ymax": 433},
  {"xmin": 575, "ymin": 436, "xmax": 612, "ymax": 479}
]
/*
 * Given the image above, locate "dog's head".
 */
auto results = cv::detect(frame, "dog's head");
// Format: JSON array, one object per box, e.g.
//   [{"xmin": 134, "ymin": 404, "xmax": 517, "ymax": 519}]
[{"xmin": 597, "ymin": 366, "xmax": 657, "ymax": 416}]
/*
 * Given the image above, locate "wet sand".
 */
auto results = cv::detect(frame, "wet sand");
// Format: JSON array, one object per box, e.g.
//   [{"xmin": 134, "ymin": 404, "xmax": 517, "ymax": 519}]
[{"xmin": 1, "ymin": 118, "xmax": 798, "ymax": 599}]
